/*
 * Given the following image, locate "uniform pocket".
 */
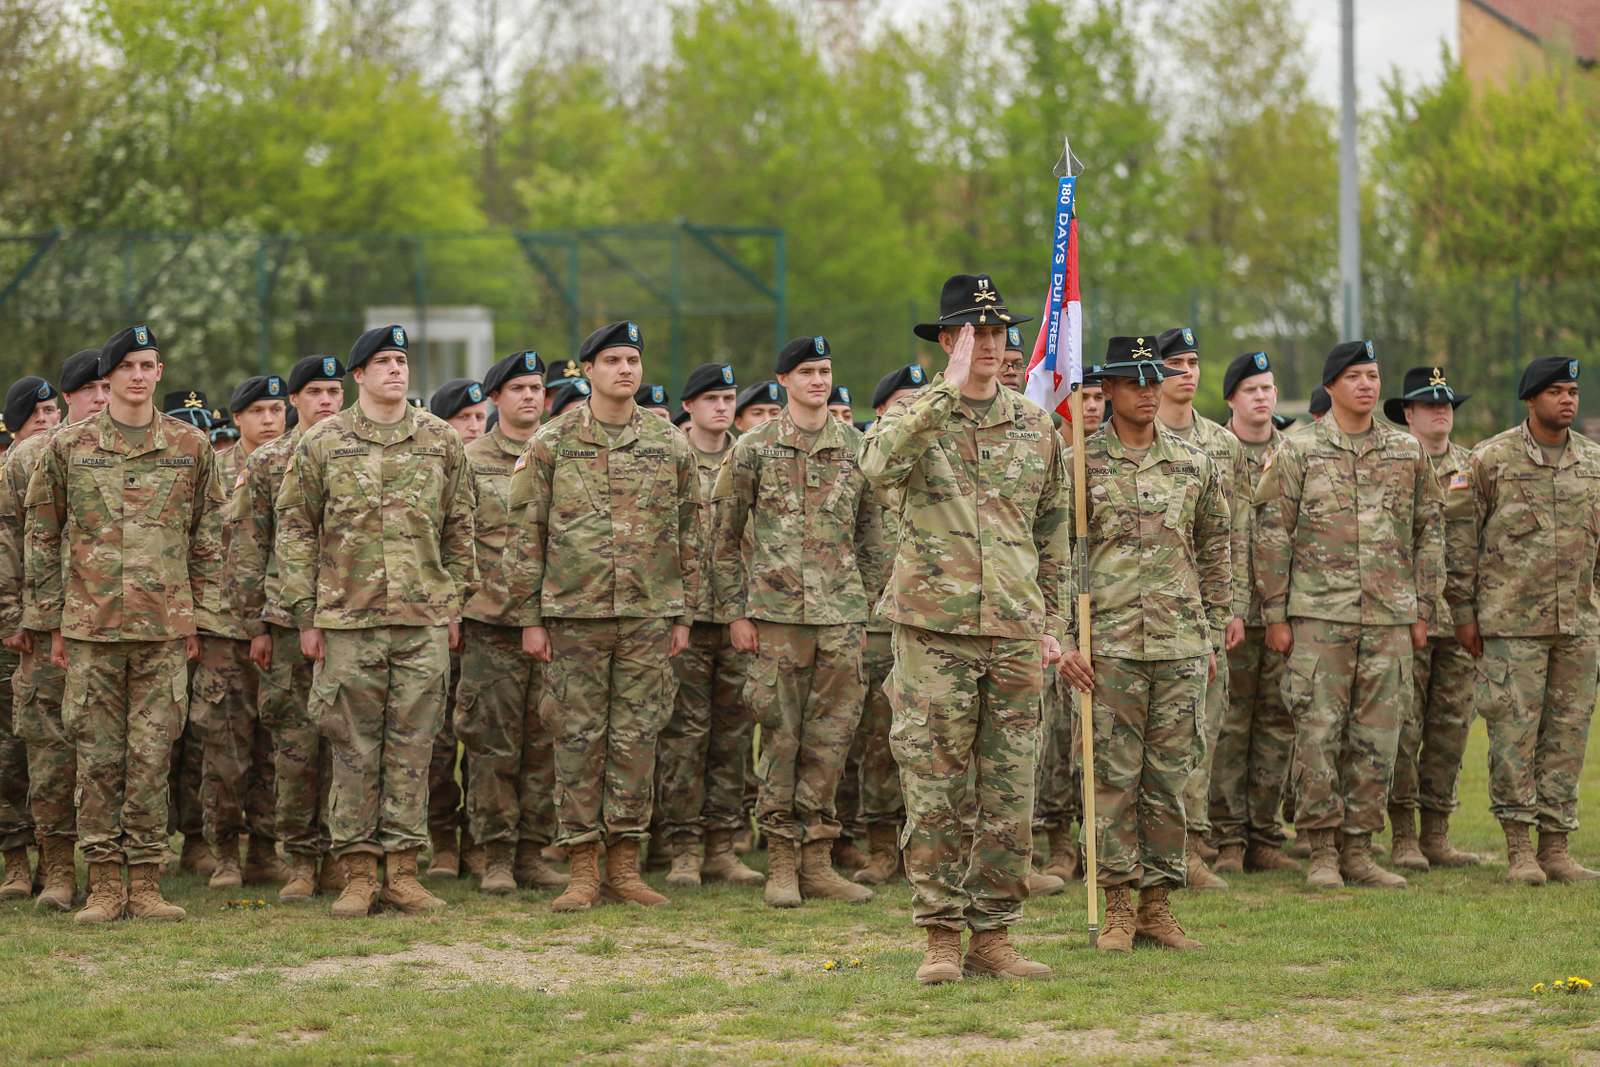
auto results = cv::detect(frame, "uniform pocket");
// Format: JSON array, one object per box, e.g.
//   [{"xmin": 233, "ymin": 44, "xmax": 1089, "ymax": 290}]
[
  {"xmin": 12, "ymin": 681, "xmax": 39, "ymax": 743},
  {"xmin": 170, "ymin": 666, "xmax": 190, "ymax": 743},
  {"xmin": 887, "ymin": 691, "xmax": 933, "ymax": 777},
  {"xmin": 307, "ymin": 668, "xmax": 342, "ymax": 742}
]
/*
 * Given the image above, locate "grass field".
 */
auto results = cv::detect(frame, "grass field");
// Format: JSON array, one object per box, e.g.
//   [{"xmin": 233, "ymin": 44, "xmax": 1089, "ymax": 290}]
[{"xmin": 2, "ymin": 721, "xmax": 1598, "ymax": 1066}]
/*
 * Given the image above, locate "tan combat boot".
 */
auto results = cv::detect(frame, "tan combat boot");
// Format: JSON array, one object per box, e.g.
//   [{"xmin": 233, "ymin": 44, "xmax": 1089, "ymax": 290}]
[
  {"xmin": 1339, "ymin": 832, "xmax": 1407, "ymax": 889},
  {"xmin": 1185, "ymin": 837, "xmax": 1229, "ymax": 890},
  {"xmin": 317, "ymin": 852, "xmax": 345, "ymax": 895},
  {"xmin": 243, "ymin": 837, "xmax": 283, "ymax": 885},
  {"xmin": 461, "ymin": 829, "xmax": 486, "ymax": 879},
  {"xmin": 763, "ymin": 837, "xmax": 802, "ymax": 908},
  {"xmin": 178, "ymin": 835, "xmax": 216, "ymax": 876},
  {"xmin": 1213, "ymin": 843, "xmax": 1245, "ymax": 875},
  {"xmin": 600, "ymin": 838, "xmax": 669, "ymax": 907},
  {"xmin": 331, "ymin": 853, "xmax": 380, "ymax": 917},
  {"xmin": 833, "ymin": 837, "xmax": 869, "ymax": 872},
  {"xmin": 853, "ymin": 822, "xmax": 900, "ymax": 886},
  {"xmin": 381, "ymin": 849, "xmax": 447, "ymax": 913},
  {"xmin": 1285, "ymin": 833, "xmax": 1312, "ymax": 860},
  {"xmin": 702, "ymin": 829, "xmax": 764, "ymax": 887},
  {"xmin": 279, "ymin": 854, "xmax": 317, "ymax": 902},
  {"xmin": 35, "ymin": 836, "xmax": 78, "ymax": 911},
  {"xmin": 1194, "ymin": 837, "xmax": 1219, "ymax": 863},
  {"xmin": 1135, "ymin": 886, "xmax": 1203, "ymax": 950},
  {"xmin": 798, "ymin": 840, "xmax": 873, "ymax": 903},
  {"xmin": 963, "ymin": 927, "xmax": 1052, "ymax": 979},
  {"xmin": 1026, "ymin": 869, "xmax": 1066, "ymax": 897},
  {"xmin": 551, "ymin": 842, "xmax": 602, "ymax": 911},
  {"xmin": 480, "ymin": 842, "xmax": 517, "ymax": 895},
  {"xmin": 208, "ymin": 837, "xmax": 243, "ymax": 889},
  {"xmin": 732, "ymin": 826, "xmax": 755, "ymax": 855},
  {"xmin": 1244, "ymin": 841, "xmax": 1302, "ymax": 872},
  {"xmin": 916, "ymin": 925, "xmax": 963, "ymax": 984},
  {"xmin": 1501, "ymin": 822, "xmax": 1545, "ymax": 885},
  {"xmin": 1305, "ymin": 829, "xmax": 1343, "ymax": 889},
  {"xmin": 426, "ymin": 829, "xmax": 459, "ymax": 879},
  {"xmin": 1388, "ymin": 807, "xmax": 1429, "ymax": 873},
  {"xmin": 514, "ymin": 841, "xmax": 570, "ymax": 890},
  {"xmin": 665, "ymin": 833, "xmax": 703, "ymax": 889},
  {"xmin": 0, "ymin": 846, "xmax": 33, "ymax": 900},
  {"xmin": 541, "ymin": 843, "xmax": 568, "ymax": 863},
  {"xmin": 74, "ymin": 861, "xmax": 126, "ymax": 924},
  {"xmin": 1096, "ymin": 887, "xmax": 1136, "ymax": 953},
  {"xmin": 1536, "ymin": 831, "xmax": 1600, "ymax": 883},
  {"xmin": 126, "ymin": 863, "xmax": 185, "ymax": 920},
  {"xmin": 1041, "ymin": 825, "xmax": 1079, "ymax": 882},
  {"xmin": 1419, "ymin": 810, "xmax": 1482, "ymax": 867}
]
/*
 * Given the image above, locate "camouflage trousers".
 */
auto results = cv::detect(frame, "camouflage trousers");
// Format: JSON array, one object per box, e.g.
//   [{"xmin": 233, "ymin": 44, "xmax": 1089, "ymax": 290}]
[
  {"xmin": 888, "ymin": 624, "xmax": 1039, "ymax": 932},
  {"xmin": 541, "ymin": 616, "xmax": 675, "ymax": 847},
  {"xmin": 1281, "ymin": 619, "xmax": 1410, "ymax": 835},
  {"xmin": 1092, "ymin": 655, "xmax": 1204, "ymax": 890},
  {"xmin": 1392, "ymin": 635, "xmax": 1476, "ymax": 815},
  {"xmin": 14, "ymin": 637, "xmax": 73, "ymax": 839},
  {"xmin": 314, "ymin": 625, "xmax": 449, "ymax": 857},
  {"xmin": 654, "ymin": 621, "xmax": 751, "ymax": 841},
  {"xmin": 1477, "ymin": 635, "xmax": 1597, "ymax": 833},
  {"xmin": 428, "ymin": 650, "xmax": 466, "ymax": 839},
  {"xmin": 0, "ymin": 646, "xmax": 31, "ymax": 850},
  {"xmin": 1034, "ymin": 669, "xmax": 1082, "ymax": 832},
  {"xmin": 168, "ymin": 681, "xmax": 204, "ymax": 840},
  {"xmin": 454, "ymin": 621, "xmax": 555, "ymax": 847},
  {"xmin": 1210, "ymin": 628, "xmax": 1293, "ymax": 848},
  {"xmin": 1183, "ymin": 653, "xmax": 1227, "ymax": 835},
  {"xmin": 259, "ymin": 624, "xmax": 330, "ymax": 858},
  {"xmin": 65, "ymin": 638, "xmax": 188, "ymax": 865},
  {"xmin": 748, "ymin": 621, "xmax": 865, "ymax": 845},
  {"xmin": 848, "ymin": 630, "xmax": 903, "ymax": 826},
  {"xmin": 192, "ymin": 636, "xmax": 276, "ymax": 847}
]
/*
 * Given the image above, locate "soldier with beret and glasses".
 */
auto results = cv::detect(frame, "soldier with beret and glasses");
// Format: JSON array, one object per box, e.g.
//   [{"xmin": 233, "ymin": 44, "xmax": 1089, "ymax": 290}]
[
  {"xmin": 1253, "ymin": 340, "xmax": 1443, "ymax": 891},
  {"xmin": 26, "ymin": 325, "xmax": 227, "ymax": 922},
  {"xmin": 1380, "ymin": 367, "xmax": 1484, "ymax": 874},
  {"xmin": 228, "ymin": 354, "xmax": 346, "ymax": 902},
  {"xmin": 275, "ymin": 324, "xmax": 476, "ymax": 918},
  {"xmin": 1447, "ymin": 356, "xmax": 1600, "ymax": 885},
  {"xmin": 862, "ymin": 274, "xmax": 1065, "ymax": 983}
]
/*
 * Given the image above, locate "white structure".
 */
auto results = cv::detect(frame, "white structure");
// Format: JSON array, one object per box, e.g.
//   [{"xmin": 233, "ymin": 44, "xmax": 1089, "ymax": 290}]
[{"xmin": 364, "ymin": 305, "xmax": 495, "ymax": 399}]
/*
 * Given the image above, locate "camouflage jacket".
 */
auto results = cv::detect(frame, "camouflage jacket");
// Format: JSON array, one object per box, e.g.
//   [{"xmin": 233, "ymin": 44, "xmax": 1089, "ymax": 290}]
[
  {"xmin": 25, "ymin": 410, "xmax": 225, "ymax": 642},
  {"xmin": 689, "ymin": 438, "xmax": 733, "ymax": 625},
  {"xmin": 200, "ymin": 444, "xmax": 254, "ymax": 640},
  {"xmin": 1160, "ymin": 411, "xmax": 1249, "ymax": 620},
  {"xmin": 1253, "ymin": 416, "xmax": 1443, "ymax": 627},
  {"xmin": 225, "ymin": 430, "xmax": 299, "ymax": 638},
  {"xmin": 503, "ymin": 401, "xmax": 700, "ymax": 626},
  {"xmin": 864, "ymin": 485, "xmax": 903, "ymax": 634},
  {"xmin": 1422, "ymin": 441, "xmax": 1471, "ymax": 636},
  {"xmin": 0, "ymin": 430, "xmax": 55, "ymax": 634},
  {"xmin": 1072, "ymin": 425, "xmax": 1232, "ymax": 660},
  {"xmin": 1445, "ymin": 422, "xmax": 1600, "ymax": 637},
  {"xmin": 1225, "ymin": 422, "xmax": 1289, "ymax": 626},
  {"xmin": 275, "ymin": 405, "xmax": 476, "ymax": 630},
  {"xmin": 462, "ymin": 426, "xmax": 531, "ymax": 627},
  {"xmin": 860, "ymin": 375, "xmax": 1068, "ymax": 640},
  {"xmin": 711, "ymin": 410, "xmax": 886, "ymax": 625}
]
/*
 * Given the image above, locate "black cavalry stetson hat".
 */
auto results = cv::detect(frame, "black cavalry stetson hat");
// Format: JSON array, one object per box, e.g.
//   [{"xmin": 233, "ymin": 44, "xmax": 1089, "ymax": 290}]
[
  {"xmin": 913, "ymin": 274, "xmax": 1031, "ymax": 342},
  {"xmin": 1383, "ymin": 366, "xmax": 1468, "ymax": 425}
]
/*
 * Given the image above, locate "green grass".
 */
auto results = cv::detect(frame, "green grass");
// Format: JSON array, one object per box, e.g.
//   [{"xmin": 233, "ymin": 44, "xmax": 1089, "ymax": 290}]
[{"xmin": 3, "ymin": 720, "xmax": 1598, "ymax": 1064}]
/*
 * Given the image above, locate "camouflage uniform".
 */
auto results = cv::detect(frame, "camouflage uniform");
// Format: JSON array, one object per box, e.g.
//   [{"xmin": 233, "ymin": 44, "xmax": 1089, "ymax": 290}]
[
  {"xmin": 427, "ymin": 653, "xmax": 465, "ymax": 849},
  {"xmin": 854, "ymin": 485, "xmax": 906, "ymax": 829},
  {"xmin": 25, "ymin": 411, "xmax": 224, "ymax": 865},
  {"xmin": 1253, "ymin": 417, "xmax": 1443, "ymax": 835},
  {"xmin": 455, "ymin": 427, "xmax": 555, "ymax": 850},
  {"xmin": 0, "ymin": 645, "xmax": 26, "ymax": 853},
  {"xmin": 860, "ymin": 377, "xmax": 1068, "ymax": 931},
  {"xmin": 275, "ymin": 405, "xmax": 475, "ymax": 857},
  {"xmin": 228, "ymin": 428, "xmax": 331, "ymax": 861},
  {"xmin": 503, "ymin": 402, "xmax": 700, "ymax": 846},
  {"xmin": 1032, "ymin": 671, "xmax": 1080, "ymax": 837},
  {"xmin": 1445, "ymin": 422, "xmax": 1600, "ymax": 833},
  {"xmin": 1074, "ymin": 426, "xmax": 1231, "ymax": 888},
  {"xmin": 1210, "ymin": 424, "xmax": 1296, "ymax": 849}
]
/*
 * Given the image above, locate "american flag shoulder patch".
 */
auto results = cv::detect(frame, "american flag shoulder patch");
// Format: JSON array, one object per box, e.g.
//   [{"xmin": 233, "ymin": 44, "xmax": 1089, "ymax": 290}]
[{"xmin": 1449, "ymin": 472, "xmax": 1470, "ymax": 490}]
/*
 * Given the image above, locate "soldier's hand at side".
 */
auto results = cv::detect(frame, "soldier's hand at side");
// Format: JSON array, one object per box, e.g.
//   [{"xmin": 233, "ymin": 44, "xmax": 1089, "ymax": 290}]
[
  {"xmin": 522, "ymin": 625, "xmax": 551, "ymax": 662},
  {"xmin": 300, "ymin": 627, "xmax": 326, "ymax": 663},
  {"xmin": 185, "ymin": 635, "xmax": 201, "ymax": 662},
  {"xmin": 1059, "ymin": 649, "xmax": 1093, "ymax": 693},
  {"xmin": 668, "ymin": 624, "xmax": 691, "ymax": 658},
  {"xmin": 1207, "ymin": 652, "xmax": 1217, "ymax": 683},
  {"xmin": 2, "ymin": 631, "xmax": 30, "ymax": 654},
  {"xmin": 448, "ymin": 620, "xmax": 463, "ymax": 653},
  {"xmin": 1040, "ymin": 633, "xmax": 1062, "ymax": 667},
  {"xmin": 1409, "ymin": 620, "xmax": 1428, "ymax": 652},
  {"xmin": 944, "ymin": 324, "xmax": 975, "ymax": 392},
  {"xmin": 249, "ymin": 633, "xmax": 272, "ymax": 671},
  {"xmin": 49, "ymin": 630, "xmax": 65, "ymax": 668},
  {"xmin": 1264, "ymin": 622, "xmax": 1293, "ymax": 655},
  {"xmin": 730, "ymin": 618, "xmax": 760, "ymax": 653},
  {"xmin": 1225, "ymin": 617, "xmax": 1245, "ymax": 652},
  {"xmin": 1454, "ymin": 621, "xmax": 1483, "ymax": 659}
]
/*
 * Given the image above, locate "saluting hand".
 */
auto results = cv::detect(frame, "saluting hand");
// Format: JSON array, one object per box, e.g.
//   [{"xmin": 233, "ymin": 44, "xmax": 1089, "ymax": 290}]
[{"xmin": 944, "ymin": 324, "xmax": 975, "ymax": 392}]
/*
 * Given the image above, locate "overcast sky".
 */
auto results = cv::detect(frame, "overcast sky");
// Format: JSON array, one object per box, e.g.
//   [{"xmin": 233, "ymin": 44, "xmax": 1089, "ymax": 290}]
[{"xmin": 1289, "ymin": 0, "xmax": 1456, "ymax": 103}]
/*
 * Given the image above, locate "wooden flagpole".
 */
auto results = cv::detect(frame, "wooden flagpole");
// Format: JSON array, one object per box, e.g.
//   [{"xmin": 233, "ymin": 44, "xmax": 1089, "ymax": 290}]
[{"xmin": 1070, "ymin": 385, "xmax": 1097, "ymax": 946}]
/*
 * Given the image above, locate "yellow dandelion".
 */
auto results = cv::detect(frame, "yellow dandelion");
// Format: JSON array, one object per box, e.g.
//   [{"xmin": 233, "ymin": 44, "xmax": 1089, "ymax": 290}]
[
  {"xmin": 1531, "ymin": 983, "xmax": 1546, "ymax": 994},
  {"xmin": 823, "ymin": 960, "xmax": 837, "ymax": 971},
  {"xmin": 1575, "ymin": 978, "xmax": 1593, "ymax": 989},
  {"xmin": 849, "ymin": 958, "xmax": 862, "ymax": 968}
]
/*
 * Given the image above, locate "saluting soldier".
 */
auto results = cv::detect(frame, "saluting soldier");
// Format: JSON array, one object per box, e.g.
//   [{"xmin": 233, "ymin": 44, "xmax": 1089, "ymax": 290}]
[
  {"xmin": 1447, "ymin": 356, "xmax": 1600, "ymax": 884},
  {"xmin": 275, "ymin": 324, "xmax": 476, "ymax": 917},
  {"xmin": 504, "ymin": 321, "xmax": 701, "ymax": 912},
  {"xmin": 27, "ymin": 325, "xmax": 226, "ymax": 922},
  {"xmin": 861, "ymin": 274, "xmax": 1065, "ymax": 984}
]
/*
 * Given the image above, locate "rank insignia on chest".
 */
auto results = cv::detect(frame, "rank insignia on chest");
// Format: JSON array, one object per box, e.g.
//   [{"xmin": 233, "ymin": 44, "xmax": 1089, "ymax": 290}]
[{"xmin": 124, "ymin": 474, "xmax": 138, "ymax": 489}]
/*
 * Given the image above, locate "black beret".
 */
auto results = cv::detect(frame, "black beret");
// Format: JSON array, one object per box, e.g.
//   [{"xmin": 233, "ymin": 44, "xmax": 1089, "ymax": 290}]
[
  {"xmin": 1518, "ymin": 356, "xmax": 1580, "ymax": 400},
  {"xmin": 60, "ymin": 349, "xmax": 103, "ymax": 394},
  {"xmin": 1309, "ymin": 386, "xmax": 1331, "ymax": 416},
  {"xmin": 163, "ymin": 390, "xmax": 212, "ymax": 430},
  {"xmin": 1272, "ymin": 413, "xmax": 1297, "ymax": 430},
  {"xmin": 1157, "ymin": 326, "xmax": 1199, "ymax": 358},
  {"xmin": 99, "ymin": 324, "xmax": 158, "ymax": 378},
  {"xmin": 349, "ymin": 324, "xmax": 408, "ymax": 372},
  {"xmin": 288, "ymin": 354, "xmax": 345, "ymax": 394},
  {"xmin": 1100, "ymin": 335, "xmax": 1167, "ymax": 383},
  {"xmin": 429, "ymin": 378, "xmax": 486, "ymax": 420},
  {"xmin": 549, "ymin": 378, "xmax": 592, "ymax": 416},
  {"xmin": 285, "ymin": 406, "xmax": 299, "ymax": 431},
  {"xmin": 1321, "ymin": 339, "xmax": 1376, "ymax": 386},
  {"xmin": 229, "ymin": 375, "xmax": 287, "ymax": 413},
  {"xmin": 4, "ymin": 377, "xmax": 56, "ymax": 436},
  {"xmin": 484, "ymin": 351, "xmax": 544, "ymax": 396},
  {"xmin": 1082, "ymin": 364, "xmax": 1104, "ymax": 387},
  {"xmin": 578, "ymin": 320, "xmax": 642, "ymax": 363},
  {"xmin": 672, "ymin": 406, "xmax": 691, "ymax": 427},
  {"xmin": 736, "ymin": 380, "xmax": 784, "ymax": 415},
  {"xmin": 1223, "ymin": 351, "xmax": 1273, "ymax": 399},
  {"xmin": 828, "ymin": 384, "xmax": 853, "ymax": 408},
  {"xmin": 635, "ymin": 383, "xmax": 670, "ymax": 409},
  {"xmin": 776, "ymin": 335, "xmax": 831, "ymax": 375},
  {"xmin": 681, "ymin": 362, "xmax": 737, "ymax": 402},
  {"xmin": 1005, "ymin": 326, "xmax": 1026, "ymax": 353},
  {"xmin": 871, "ymin": 364, "xmax": 929, "ymax": 410}
]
